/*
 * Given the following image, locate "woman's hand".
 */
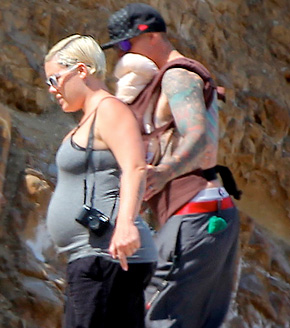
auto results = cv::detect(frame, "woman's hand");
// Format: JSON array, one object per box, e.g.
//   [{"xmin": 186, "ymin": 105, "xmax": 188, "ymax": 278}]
[{"xmin": 109, "ymin": 221, "xmax": 141, "ymax": 271}]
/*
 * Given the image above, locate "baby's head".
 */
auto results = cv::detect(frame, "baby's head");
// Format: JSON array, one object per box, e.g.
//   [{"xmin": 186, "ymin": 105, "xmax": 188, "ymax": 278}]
[{"xmin": 114, "ymin": 53, "xmax": 158, "ymax": 104}]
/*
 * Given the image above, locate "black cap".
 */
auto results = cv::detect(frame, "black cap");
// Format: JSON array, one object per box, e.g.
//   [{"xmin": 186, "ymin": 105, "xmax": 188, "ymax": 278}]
[{"xmin": 101, "ymin": 3, "xmax": 166, "ymax": 50}]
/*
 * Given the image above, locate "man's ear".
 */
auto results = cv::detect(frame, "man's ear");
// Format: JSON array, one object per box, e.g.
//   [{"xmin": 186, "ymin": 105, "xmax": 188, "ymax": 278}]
[{"xmin": 149, "ymin": 32, "xmax": 161, "ymax": 45}]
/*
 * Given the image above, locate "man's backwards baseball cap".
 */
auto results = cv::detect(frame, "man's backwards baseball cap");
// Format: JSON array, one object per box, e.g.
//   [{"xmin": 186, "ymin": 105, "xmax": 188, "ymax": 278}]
[{"xmin": 101, "ymin": 3, "xmax": 166, "ymax": 50}]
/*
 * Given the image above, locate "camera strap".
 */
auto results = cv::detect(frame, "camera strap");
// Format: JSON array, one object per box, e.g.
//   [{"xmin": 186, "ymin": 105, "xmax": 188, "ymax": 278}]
[
  {"xmin": 82, "ymin": 96, "xmax": 118, "ymax": 218},
  {"xmin": 83, "ymin": 109, "xmax": 97, "ymax": 206}
]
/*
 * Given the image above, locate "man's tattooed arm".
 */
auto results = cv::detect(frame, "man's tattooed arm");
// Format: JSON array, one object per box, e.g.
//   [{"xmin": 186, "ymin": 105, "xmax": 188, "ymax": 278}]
[{"xmin": 158, "ymin": 67, "xmax": 208, "ymax": 182}]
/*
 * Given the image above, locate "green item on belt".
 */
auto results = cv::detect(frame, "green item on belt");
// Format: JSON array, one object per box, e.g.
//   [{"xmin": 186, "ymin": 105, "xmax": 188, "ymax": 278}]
[{"xmin": 207, "ymin": 216, "xmax": 227, "ymax": 234}]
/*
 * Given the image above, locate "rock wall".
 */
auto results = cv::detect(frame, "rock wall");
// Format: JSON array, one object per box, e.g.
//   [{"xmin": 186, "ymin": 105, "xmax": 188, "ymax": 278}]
[{"xmin": 0, "ymin": 0, "xmax": 290, "ymax": 327}]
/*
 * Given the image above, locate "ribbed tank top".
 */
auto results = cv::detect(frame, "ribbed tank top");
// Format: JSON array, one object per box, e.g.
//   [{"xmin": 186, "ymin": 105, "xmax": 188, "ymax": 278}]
[{"xmin": 46, "ymin": 138, "xmax": 157, "ymax": 263}]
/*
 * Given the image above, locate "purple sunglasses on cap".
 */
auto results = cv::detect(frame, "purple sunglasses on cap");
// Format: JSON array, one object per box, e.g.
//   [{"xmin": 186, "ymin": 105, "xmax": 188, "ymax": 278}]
[{"xmin": 115, "ymin": 40, "xmax": 132, "ymax": 52}]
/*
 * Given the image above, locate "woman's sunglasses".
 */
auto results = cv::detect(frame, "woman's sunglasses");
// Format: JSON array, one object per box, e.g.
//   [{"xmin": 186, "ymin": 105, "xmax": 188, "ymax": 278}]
[
  {"xmin": 46, "ymin": 64, "xmax": 79, "ymax": 88},
  {"xmin": 114, "ymin": 40, "xmax": 132, "ymax": 52}
]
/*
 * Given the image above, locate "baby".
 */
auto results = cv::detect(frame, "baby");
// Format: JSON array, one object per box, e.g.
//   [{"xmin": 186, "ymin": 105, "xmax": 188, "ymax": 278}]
[
  {"xmin": 114, "ymin": 53, "xmax": 160, "ymax": 165},
  {"xmin": 114, "ymin": 53, "xmax": 158, "ymax": 105}
]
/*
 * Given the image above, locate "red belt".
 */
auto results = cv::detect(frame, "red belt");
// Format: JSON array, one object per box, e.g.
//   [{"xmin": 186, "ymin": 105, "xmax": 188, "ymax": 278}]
[{"xmin": 175, "ymin": 196, "xmax": 234, "ymax": 215}]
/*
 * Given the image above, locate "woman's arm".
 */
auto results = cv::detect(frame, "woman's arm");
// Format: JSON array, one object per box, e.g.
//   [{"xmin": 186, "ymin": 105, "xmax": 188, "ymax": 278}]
[{"xmin": 97, "ymin": 97, "xmax": 147, "ymax": 271}]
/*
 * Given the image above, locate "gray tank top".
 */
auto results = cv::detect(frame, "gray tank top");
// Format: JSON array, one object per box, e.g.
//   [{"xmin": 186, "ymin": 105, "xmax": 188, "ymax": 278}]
[{"xmin": 46, "ymin": 137, "xmax": 157, "ymax": 263}]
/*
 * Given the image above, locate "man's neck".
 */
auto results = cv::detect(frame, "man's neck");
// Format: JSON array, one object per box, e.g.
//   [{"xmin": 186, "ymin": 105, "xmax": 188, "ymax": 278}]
[{"xmin": 156, "ymin": 49, "xmax": 183, "ymax": 68}]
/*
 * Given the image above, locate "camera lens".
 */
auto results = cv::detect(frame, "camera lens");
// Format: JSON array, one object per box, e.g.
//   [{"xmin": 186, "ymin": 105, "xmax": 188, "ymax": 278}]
[{"xmin": 88, "ymin": 216, "xmax": 101, "ymax": 230}]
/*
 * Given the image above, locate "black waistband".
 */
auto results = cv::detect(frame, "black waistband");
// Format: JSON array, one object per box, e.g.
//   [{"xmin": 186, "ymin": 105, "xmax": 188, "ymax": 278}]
[
  {"xmin": 202, "ymin": 167, "xmax": 217, "ymax": 181},
  {"xmin": 203, "ymin": 165, "xmax": 242, "ymax": 200}
]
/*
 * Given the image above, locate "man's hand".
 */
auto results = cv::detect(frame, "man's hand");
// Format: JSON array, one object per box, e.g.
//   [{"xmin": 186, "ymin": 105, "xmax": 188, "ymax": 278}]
[
  {"xmin": 109, "ymin": 221, "xmax": 141, "ymax": 271},
  {"xmin": 144, "ymin": 164, "xmax": 168, "ymax": 201}
]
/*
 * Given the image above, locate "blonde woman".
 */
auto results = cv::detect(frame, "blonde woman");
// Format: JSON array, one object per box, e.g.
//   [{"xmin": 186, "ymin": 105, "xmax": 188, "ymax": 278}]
[{"xmin": 44, "ymin": 34, "xmax": 157, "ymax": 328}]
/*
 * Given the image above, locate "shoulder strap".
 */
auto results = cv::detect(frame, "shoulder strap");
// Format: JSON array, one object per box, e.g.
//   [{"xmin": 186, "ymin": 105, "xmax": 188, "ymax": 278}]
[
  {"xmin": 156, "ymin": 57, "xmax": 226, "ymax": 104},
  {"xmin": 129, "ymin": 57, "xmax": 225, "ymax": 134},
  {"xmin": 83, "ymin": 95, "xmax": 116, "ymax": 205},
  {"xmin": 156, "ymin": 57, "xmax": 216, "ymax": 108},
  {"xmin": 84, "ymin": 96, "xmax": 116, "ymax": 170}
]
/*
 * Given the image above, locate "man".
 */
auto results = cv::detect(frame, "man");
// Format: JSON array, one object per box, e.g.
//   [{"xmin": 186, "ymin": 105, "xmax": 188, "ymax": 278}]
[{"xmin": 101, "ymin": 3, "xmax": 240, "ymax": 328}]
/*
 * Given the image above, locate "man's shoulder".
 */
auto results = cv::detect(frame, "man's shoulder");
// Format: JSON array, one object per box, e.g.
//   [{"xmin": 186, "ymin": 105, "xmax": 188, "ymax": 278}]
[
  {"xmin": 161, "ymin": 67, "xmax": 204, "ymax": 96},
  {"xmin": 158, "ymin": 56, "xmax": 211, "ymax": 87},
  {"xmin": 161, "ymin": 56, "xmax": 209, "ymax": 74},
  {"xmin": 162, "ymin": 67, "xmax": 204, "ymax": 82}
]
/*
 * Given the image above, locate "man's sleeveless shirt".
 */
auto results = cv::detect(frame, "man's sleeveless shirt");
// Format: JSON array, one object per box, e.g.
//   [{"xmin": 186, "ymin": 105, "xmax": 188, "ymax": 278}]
[{"xmin": 128, "ymin": 57, "xmax": 223, "ymax": 225}]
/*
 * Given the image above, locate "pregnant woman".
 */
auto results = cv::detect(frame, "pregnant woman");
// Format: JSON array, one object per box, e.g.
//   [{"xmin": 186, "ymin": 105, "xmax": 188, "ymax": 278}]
[{"xmin": 44, "ymin": 34, "xmax": 157, "ymax": 328}]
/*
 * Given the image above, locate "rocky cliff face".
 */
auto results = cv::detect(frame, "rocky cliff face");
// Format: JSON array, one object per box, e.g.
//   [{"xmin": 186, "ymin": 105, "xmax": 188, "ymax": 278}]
[{"xmin": 0, "ymin": 0, "xmax": 290, "ymax": 327}]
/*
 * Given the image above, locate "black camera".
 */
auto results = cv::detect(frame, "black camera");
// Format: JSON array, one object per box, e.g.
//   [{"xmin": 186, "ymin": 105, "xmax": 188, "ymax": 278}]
[{"xmin": 75, "ymin": 205, "xmax": 110, "ymax": 236}]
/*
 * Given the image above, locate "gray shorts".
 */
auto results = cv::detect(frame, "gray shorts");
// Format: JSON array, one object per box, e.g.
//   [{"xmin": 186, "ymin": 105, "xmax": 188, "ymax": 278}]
[{"xmin": 145, "ymin": 204, "xmax": 240, "ymax": 328}]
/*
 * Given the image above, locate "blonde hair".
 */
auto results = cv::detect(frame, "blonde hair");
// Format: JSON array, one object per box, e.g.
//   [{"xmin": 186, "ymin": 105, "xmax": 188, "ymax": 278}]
[{"xmin": 45, "ymin": 34, "xmax": 106, "ymax": 80}]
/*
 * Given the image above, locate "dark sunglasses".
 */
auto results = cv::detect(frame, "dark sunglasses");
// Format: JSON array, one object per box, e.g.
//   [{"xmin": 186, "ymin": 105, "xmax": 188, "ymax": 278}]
[
  {"xmin": 114, "ymin": 40, "xmax": 132, "ymax": 52},
  {"xmin": 46, "ymin": 64, "xmax": 79, "ymax": 88}
]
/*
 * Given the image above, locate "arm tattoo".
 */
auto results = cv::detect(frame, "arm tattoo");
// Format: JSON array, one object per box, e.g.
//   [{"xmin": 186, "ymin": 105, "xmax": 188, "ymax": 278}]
[{"xmin": 160, "ymin": 68, "xmax": 208, "ymax": 180}]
